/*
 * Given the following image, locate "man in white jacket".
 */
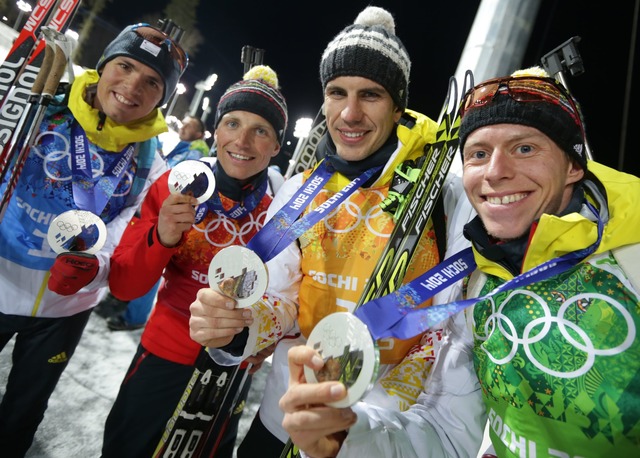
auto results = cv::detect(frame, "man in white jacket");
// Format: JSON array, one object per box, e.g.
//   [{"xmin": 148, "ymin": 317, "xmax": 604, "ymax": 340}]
[{"xmin": 188, "ymin": 6, "xmax": 486, "ymax": 457}]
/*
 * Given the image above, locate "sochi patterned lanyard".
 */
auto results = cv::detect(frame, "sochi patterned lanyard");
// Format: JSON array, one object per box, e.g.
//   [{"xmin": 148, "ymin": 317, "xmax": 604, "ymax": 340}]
[
  {"xmin": 247, "ymin": 160, "xmax": 382, "ymax": 263},
  {"xmin": 70, "ymin": 121, "xmax": 135, "ymax": 215},
  {"xmin": 356, "ymin": 201, "xmax": 605, "ymax": 340}
]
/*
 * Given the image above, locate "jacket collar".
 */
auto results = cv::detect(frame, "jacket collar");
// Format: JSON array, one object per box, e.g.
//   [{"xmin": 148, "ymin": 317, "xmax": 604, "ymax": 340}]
[{"xmin": 466, "ymin": 161, "xmax": 640, "ymax": 279}]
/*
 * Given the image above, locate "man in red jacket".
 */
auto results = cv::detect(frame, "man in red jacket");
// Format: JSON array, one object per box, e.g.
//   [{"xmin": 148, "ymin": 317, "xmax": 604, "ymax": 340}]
[{"xmin": 100, "ymin": 65, "xmax": 287, "ymax": 458}]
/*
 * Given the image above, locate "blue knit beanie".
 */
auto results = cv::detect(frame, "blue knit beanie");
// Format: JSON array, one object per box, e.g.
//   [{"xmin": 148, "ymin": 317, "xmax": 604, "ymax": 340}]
[{"xmin": 96, "ymin": 24, "xmax": 188, "ymax": 106}]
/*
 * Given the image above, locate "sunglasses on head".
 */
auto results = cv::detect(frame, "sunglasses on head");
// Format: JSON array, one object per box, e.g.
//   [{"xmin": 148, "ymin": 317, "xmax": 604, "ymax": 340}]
[
  {"xmin": 131, "ymin": 23, "xmax": 189, "ymax": 72},
  {"xmin": 460, "ymin": 76, "xmax": 584, "ymax": 135}
]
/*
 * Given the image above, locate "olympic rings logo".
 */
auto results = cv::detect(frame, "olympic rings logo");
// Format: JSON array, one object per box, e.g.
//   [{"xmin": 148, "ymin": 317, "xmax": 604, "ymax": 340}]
[
  {"xmin": 191, "ymin": 210, "xmax": 267, "ymax": 247},
  {"xmin": 32, "ymin": 131, "xmax": 132, "ymax": 197},
  {"xmin": 475, "ymin": 290, "xmax": 635, "ymax": 378},
  {"xmin": 172, "ymin": 170, "xmax": 190, "ymax": 181},
  {"xmin": 310, "ymin": 189, "xmax": 390, "ymax": 237},
  {"xmin": 55, "ymin": 219, "xmax": 78, "ymax": 233}
]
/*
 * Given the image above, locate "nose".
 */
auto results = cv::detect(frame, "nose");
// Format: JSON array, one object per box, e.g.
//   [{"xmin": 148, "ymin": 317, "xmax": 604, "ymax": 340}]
[
  {"xmin": 340, "ymin": 95, "xmax": 364, "ymax": 123},
  {"xmin": 484, "ymin": 150, "xmax": 515, "ymax": 181},
  {"xmin": 124, "ymin": 73, "xmax": 145, "ymax": 96},
  {"xmin": 234, "ymin": 127, "xmax": 252, "ymax": 148}
]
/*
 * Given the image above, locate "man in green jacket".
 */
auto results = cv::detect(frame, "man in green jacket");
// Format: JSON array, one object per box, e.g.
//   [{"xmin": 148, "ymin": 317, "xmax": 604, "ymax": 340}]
[{"xmin": 279, "ymin": 67, "xmax": 640, "ymax": 458}]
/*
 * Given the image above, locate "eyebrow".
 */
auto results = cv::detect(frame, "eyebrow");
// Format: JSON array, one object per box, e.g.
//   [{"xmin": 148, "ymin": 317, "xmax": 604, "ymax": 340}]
[
  {"xmin": 116, "ymin": 57, "xmax": 163, "ymax": 85},
  {"xmin": 325, "ymin": 80, "xmax": 386, "ymax": 91}
]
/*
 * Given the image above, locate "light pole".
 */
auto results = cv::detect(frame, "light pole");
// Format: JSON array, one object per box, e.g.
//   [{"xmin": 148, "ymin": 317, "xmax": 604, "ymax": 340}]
[
  {"xmin": 188, "ymin": 73, "xmax": 217, "ymax": 117},
  {"xmin": 201, "ymin": 96, "xmax": 211, "ymax": 124},
  {"xmin": 287, "ymin": 117, "xmax": 314, "ymax": 175},
  {"xmin": 293, "ymin": 117, "xmax": 313, "ymax": 139},
  {"xmin": 14, "ymin": 0, "xmax": 32, "ymax": 30},
  {"xmin": 166, "ymin": 83, "xmax": 187, "ymax": 118}
]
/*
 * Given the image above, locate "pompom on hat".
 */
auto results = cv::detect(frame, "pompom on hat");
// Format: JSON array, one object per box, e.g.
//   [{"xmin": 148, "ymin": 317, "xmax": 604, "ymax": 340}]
[
  {"xmin": 96, "ymin": 23, "xmax": 188, "ymax": 107},
  {"xmin": 215, "ymin": 65, "xmax": 288, "ymax": 145},
  {"xmin": 459, "ymin": 66, "xmax": 587, "ymax": 169},
  {"xmin": 320, "ymin": 6, "xmax": 411, "ymax": 110}
]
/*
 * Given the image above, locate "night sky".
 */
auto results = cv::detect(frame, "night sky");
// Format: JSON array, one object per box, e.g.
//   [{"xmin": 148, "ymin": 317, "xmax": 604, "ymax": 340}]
[{"xmin": 96, "ymin": 0, "xmax": 638, "ymax": 176}]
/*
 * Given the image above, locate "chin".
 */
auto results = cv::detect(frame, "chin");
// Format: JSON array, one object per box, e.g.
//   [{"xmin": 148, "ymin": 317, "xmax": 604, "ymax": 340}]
[
  {"xmin": 487, "ymin": 227, "xmax": 528, "ymax": 242},
  {"xmin": 102, "ymin": 109, "xmax": 129, "ymax": 125}
]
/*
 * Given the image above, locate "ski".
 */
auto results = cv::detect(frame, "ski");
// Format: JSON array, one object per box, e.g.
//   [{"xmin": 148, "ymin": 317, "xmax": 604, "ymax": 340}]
[
  {"xmin": 194, "ymin": 362, "xmax": 251, "ymax": 457},
  {"xmin": 153, "ymin": 348, "xmax": 248, "ymax": 458},
  {"xmin": 0, "ymin": 0, "xmax": 81, "ymax": 222},
  {"xmin": 284, "ymin": 106, "xmax": 326, "ymax": 179},
  {"xmin": 359, "ymin": 72, "xmax": 471, "ymax": 304},
  {"xmin": 278, "ymin": 70, "xmax": 473, "ymax": 458},
  {"xmin": 0, "ymin": 0, "xmax": 58, "ymax": 106}
]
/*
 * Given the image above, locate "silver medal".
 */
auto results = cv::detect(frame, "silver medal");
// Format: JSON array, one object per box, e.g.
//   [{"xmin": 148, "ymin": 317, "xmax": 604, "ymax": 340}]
[
  {"xmin": 305, "ymin": 312, "xmax": 380, "ymax": 407},
  {"xmin": 208, "ymin": 245, "xmax": 269, "ymax": 308},
  {"xmin": 47, "ymin": 210, "xmax": 107, "ymax": 255},
  {"xmin": 168, "ymin": 159, "xmax": 215, "ymax": 203}
]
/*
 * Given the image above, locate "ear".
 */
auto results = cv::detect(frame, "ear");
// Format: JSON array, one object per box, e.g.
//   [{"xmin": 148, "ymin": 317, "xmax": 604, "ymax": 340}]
[
  {"xmin": 566, "ymin": 159, "xmax": 585, "ymax": 185},
  {"xmin": 393, "ymin": 107, "xmax": 403, "ymax": 123},
  {"xmin": 270, "ymin": 142, "xmax": 281, "ymax": 158}
]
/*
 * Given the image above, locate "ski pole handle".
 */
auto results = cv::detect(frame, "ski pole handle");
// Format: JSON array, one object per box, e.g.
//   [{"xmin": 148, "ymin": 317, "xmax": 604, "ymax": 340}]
[
  {"xmin": 30, "ymin": 39, "xmax": 56, "ymax": 98},
  {"xmin": 42, "ymin": 43, "xmax": 68, "ymax": 99}
]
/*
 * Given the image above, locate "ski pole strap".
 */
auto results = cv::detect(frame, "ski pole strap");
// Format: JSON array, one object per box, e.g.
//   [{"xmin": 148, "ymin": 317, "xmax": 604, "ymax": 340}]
[
  {"xmin": 130, "ymin": 139, "xmax": 155, "ymax": 198},
  {"xmin": 355, "ymin": 201, "xmax": 604, "ymax": 340},
  {"xmin": 246, "ymin": 160, "xmax": 382, "ymax": 263}
]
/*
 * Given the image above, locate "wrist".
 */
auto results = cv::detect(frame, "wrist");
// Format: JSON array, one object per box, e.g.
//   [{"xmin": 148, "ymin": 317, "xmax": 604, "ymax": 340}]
[{"xmin": 156, "ymin": 225, "xmax": 182, "ymax": 248}]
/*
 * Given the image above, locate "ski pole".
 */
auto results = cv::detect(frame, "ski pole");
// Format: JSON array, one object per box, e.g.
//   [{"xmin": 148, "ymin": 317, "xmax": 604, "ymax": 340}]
[
  {"xmin": 540, "ymin": 36, "xmax": 593, "ymax": 160},
  {"xmin": 284, "ymin": 106, "xmax": 326, "ymax": 179},
  {"xmin": 0, "ymin": 28, "xmax": 73, "ymax": 222}
]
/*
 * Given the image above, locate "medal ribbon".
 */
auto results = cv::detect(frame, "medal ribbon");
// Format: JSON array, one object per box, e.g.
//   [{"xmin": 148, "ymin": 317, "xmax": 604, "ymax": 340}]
[
  {"xmin": 70, "ymin": 121, "xmax": 135, "ymax": 215},
  {"xmin": 247, "ymin": 160, "xmax": 382, "ymax": 263},
  {"xmin": 355, "ymin": 202, "xmax": 604, "ymax": 340},
  {"xmin": 202, "ymin": 163, "xmax": 269, "ymax": 221}
]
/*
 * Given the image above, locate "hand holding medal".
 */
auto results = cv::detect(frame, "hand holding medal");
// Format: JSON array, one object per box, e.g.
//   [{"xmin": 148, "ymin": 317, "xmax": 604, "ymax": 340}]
[
  {"xmin": 169, "ymin": 159, "xmax": 269, "ymax": 308},
  {"xmin": 303, "ymin": 312, "xmax": 379, "ymax": 407},
  {"xmin": 47, "ymin": 209, "xmax": 107, "ymax": 255},
  {"xmin": 46, "ymin": 209, "xmax": 106, "ymax": 296},
  {"xmin": 168, "ymin": 159, "xmax": 215, "ymax": 203}
]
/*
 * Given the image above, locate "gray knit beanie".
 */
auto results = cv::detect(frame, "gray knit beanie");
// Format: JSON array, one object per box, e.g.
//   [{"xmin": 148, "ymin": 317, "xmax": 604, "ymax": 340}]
[
  {"xmin": 215, "ymin": 65, "xmax": 288, "ymax": 145},
  {"xmin": 320, "ymin": 6, "xmax": 411, "ymax": 110},
  {"xmin": 96, "ymin": 24, "xmax": 188, "ymax": 107}
]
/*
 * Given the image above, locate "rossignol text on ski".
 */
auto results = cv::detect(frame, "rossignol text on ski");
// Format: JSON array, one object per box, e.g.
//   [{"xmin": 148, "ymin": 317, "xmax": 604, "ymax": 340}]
[{"xmin": 0, "ymin": 0, "xmax": 82, "ymax": 222}]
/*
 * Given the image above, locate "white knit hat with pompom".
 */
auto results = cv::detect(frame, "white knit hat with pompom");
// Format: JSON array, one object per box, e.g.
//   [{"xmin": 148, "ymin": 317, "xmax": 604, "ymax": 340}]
[{"xmin": 320, "ymin": 6, "xmax": 411, "ymax": 109}]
